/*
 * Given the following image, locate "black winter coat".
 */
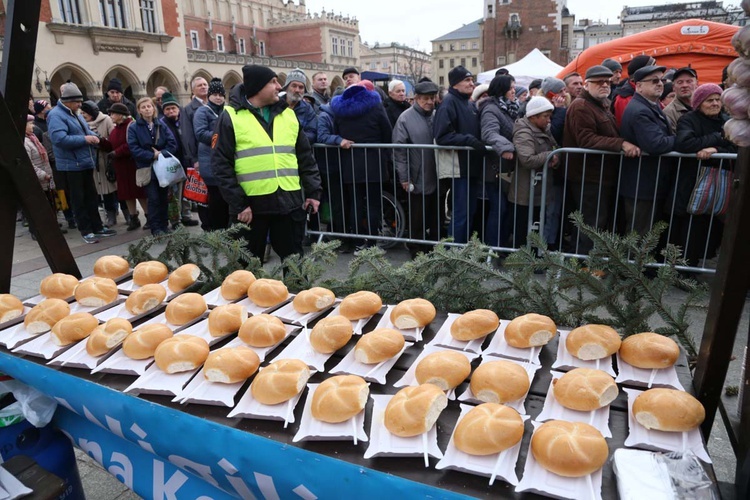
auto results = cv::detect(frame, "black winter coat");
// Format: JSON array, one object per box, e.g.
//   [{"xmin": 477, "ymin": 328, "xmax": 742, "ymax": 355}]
[
  {"xmin": 433, "ymin": 87, "xmax": 485, "ymax": 178},
  {"xmin": 383, "ymin": 97, "xmax": 411, "ymax": 127}
]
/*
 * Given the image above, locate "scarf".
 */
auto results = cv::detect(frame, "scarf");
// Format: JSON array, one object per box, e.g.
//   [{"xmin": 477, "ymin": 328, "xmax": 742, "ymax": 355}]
[
  {"xmin": 26, "ymin": 130, "xmax": 47, "ymax": 163},
  {"xmin": 498, "ymin": 96, "xmax": 520, "ymax": 120}
]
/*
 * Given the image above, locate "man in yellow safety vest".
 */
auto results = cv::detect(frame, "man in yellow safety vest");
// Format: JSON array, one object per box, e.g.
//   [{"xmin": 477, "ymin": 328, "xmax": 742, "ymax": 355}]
[{"xmin": 212, "ymin": 65, "xmax": 322, "ymax": 263}]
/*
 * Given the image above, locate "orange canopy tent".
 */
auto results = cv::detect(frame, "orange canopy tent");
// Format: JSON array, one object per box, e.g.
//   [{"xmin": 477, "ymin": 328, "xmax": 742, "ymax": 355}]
[{"xmin": 557, "ymin": 19, "xmax": 739, "ymax": 84}]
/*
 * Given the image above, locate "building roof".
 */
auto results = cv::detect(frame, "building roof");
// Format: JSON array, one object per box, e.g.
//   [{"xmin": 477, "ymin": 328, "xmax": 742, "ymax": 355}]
[
  {"xmin": 622, "ymin": 2, "xmax": 727, "ymax": 22},
  {"xmin": 431, "ymin": 19, "xmax": 481, "ymax": 42}
]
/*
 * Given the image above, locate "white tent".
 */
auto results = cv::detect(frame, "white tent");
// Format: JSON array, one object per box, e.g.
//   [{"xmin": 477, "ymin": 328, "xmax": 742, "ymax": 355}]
[{"xmin": 477, "ymin": 48, "xmax": 564, "ymax": 86}]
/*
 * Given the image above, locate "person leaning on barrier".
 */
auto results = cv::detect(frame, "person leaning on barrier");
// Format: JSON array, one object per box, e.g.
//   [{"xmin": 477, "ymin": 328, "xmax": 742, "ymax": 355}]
[
  {"xmin": 211, "ymin": 65, "xmax": 322, "ymax": 264},
  {"xmin": 663, "ymin": 67, "xmax": 698, "ymax": 134},
  {"xmin": 672, "ymin": 83, "xmax": 735, "ymax": 266},
  {"xmin": 619, "ymin": 65, "xmax": 675, "ymax": 235},
  {"xmin": 393, "ymin": 81, "xmax": 441, "ymax": 257},
  {"xmin": 562, "ymin": 65, "xmax": 641, "ymax": 253}
]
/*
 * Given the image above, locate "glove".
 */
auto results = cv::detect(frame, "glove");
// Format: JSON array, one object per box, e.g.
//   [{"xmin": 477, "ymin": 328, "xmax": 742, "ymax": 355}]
[{"xmin": 470, "ymin": 139, "xmax": 487, "ymax": 154}]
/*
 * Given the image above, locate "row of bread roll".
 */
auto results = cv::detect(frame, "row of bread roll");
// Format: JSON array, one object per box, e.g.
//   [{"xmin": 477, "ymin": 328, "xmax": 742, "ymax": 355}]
[
  {"xmin": 415, "ymin": 350, "xmax": 471, "ymax": 391},
  {"xmin": 125, "ymin": 284, "xmax": 167, "ymax": 315},
  {"xmin": 204, "ymin": 346, "xmax": 260, "ymax": 384},
  {"xmin": 565, "ymin": 324, "xmax": 621, "ymax": 360},
  {"xmin": 50, "ymin": 312, "xmax": 99, "ymax": 346},
  {"xmin": 208, "ymin": 304, "xmax": 247, "ymax": 337},
  {"xmin": 384, "ymin": 384, "xmax": 448, "ymax": 437},
  {"xmin": 251, "ymin": 359, "xmax": 311, "ymax": 405},
  {"xmin": 165, "ymin": 293, "xmax": 206, "ymax": 326},
  {"xmin": 354, "ymin": 328, "xmax": 405, "ymax": 364},
  {"xmin": 620, "ymin": 332, "xmax": 679, "ymax": 369},
  {"xmin": 339, "ymin": 291, "xmax": 381, "ymax": 320},
  {"xmin": 505, "ymin": 313, "xmax": 557, "ymax": 348},
  {"xmin": 40, "ymin": 273, "xmax": 79, "ymax": 299},
  {"xmin": 311, "ymin": 375, "xmax": 368, "ymax": 423},
  {"xmin": 122, "ymin": 324, "xmax": 173, "ymax": 359},
  {"xmin": 220, "ymin": 270, "xmax": 256, "ymax": 300},
  {"xmin": 293, "ymin": 287, "xmax": 335, "ymax": 314},
  {"xmin": 0, "ymin": 294, "xmax": 24, "ymax": 323},
  {"xmin": 86, "ymin": 318, "xmax": 132, "ymax": 356},
  {"xmin": 248, "ymin": 279, "xmax": 288, "ymax": 308},
  {"xmin": 390, "ymin": 298, "xmax": 436, "ymax": 329},
  {"xmin": 93, "ymin": 256, "xmax": 130, "ymax": 280},
  {"xmin": 451, "ymin": 309, "xmax": 499, "ymax": 341},
  {"xmin": 454, "ymin": 403, "xmax": 524, "ymax": 456},
  {"xmin": 154, "ymin": 335, "xmax": 210, "ymax": 374},
  {"xmin": 633, "ymin": 388, "xmax": 705, "ymax": 432},
  {"xmin": 552, "ymin": 368, "xmax": 618, "ymax": 411},
  {"xmin": 168, "ymin": 264, "xmax": 200, "ymax": 293},
  {"xmin": 531, "ymin": 420, "xmax": 609, "ymax": 477},
  {"xmin": 471, "ymin": 360, "xmax": 530, "ymax": 404},
  {"xmin": 74, "ymin": 277, "xmax": 118, "ymax": 307},
  {"xmin": 24, "ymin": 298, "xmax": 70, "ymax": 334},
  {"xmin": 132, "ymin": 261, "xmax": 169, "ymax": 286},
  {"xmin": 310, "ymin": 316, "xmax": 353, "ymax": 354},
  {"xmin": 239, "ymin": 314, "xmax": 287, "ymax": 347}
]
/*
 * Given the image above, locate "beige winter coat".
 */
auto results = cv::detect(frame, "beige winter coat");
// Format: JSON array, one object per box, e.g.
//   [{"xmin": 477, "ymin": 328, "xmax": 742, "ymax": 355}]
[
  {"xmin": 510, "ymin": 116, "xmax": 558, "ymax": 207},
  {"xmin": 87, "ymin": 112, "xmax": 117, "ymax": 195},
  {"xmin": 24, "ymin": 136, "xmax": 54, "ymax": 191}
]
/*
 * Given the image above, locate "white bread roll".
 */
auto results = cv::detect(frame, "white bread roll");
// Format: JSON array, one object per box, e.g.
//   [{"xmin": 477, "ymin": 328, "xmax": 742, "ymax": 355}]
[
  {"xmin": 24, "ymin": 298, "xmax": 71, "ymax": 334},
  {"xmin": 552, "ymin": 368, "xmax": 618, "ymax": 411},
  {"xmin": 204, "ymin": 346, "xmax": 260, "ymax": 384},
  {"xmin": 247, "ymin": 279, "xmax": 288, "ymax": 307},
  {"xmin": 339, "ymin": 291, "xmax": 382, "ymax": 320},
  {"xmin": 531, "ymin": 420, "xmax": 609, "ymax": 477},
  {"xmin": 93, "ymin": 255, "xmax": 129, "ymax": 279},
  {"xmin": 132, "ymin": 261, "xmax": 169, "ymax": 286},
  {"xmin": 354, "ymin": 328, "xmax": 405, "ymax": 364},
  {"xmin": 619, "ymin": 332, "xmax": 679, "ymax": 369},
  {"xmin": 86, "ymin": 318, "xmax": 133, "ymax": 356},
  {"xmin": 50, "ymin": 312, "xmax": 99, "ymax": 346},
  {"xmin": 470, "ymin": 360, "xmax": 530, "ymax": 404},
  {"xmin": 164, "ymin": 293, "xmax": 206, "ymax": 326},
  {"xmin": 238, "ymin": 314, "xmax": 287, "ymax": 347},
  {"xmin": 125, "ymin": 283, "xmax": 167, "ymax": 315},
  {"xmin": 504, "ymin": 313, "xmax": 557, "ymax": 348},
  {"xmin": 251, "ymin": 358, "xmax": 311, "ymax": 405},
  {"xmin": 220, "ymin": 270, "xmax": 256, "ymax": 300},
  {"xmin": 208, "ymin": 304, "xmax": 248, "ymax": 337},
  {"xmin": 154, "ymin": 334, "xmax": 210, "ymax": 374},
  {"xmin": 450, "ymin": 309, "xmax": 499, "ymax": 341},
  {"xmin": 566, "ymin": 324, "xmax": 622, "ymax": 360},
  {"xmin": 292, "ymin": 287, "xmax": 336, "ymax": 314},
  {"xmin": 454, "ymin": 403, "xmax": 525, "ymax": 455},
  {"xmin": 390, "ymin": 298, "xmax": 436, "ymax": 329},
  {"xmin": 74, "ymin": 277, "xmax": 118, "ymax": 307},
  {"xmin": 311, "ymin": 375, "xmax": 369, "ymax": 423},
  {"xmin": 167, "ymin": 264, "xmax": 200, "ymax": 293},
  {"xmin": 384, "ymin": 384, "xmax": 448, "ymax": 437},
  {"xmin": 122, "ymin": 323, "xmax": 173, "ymax": 359},
  {"xmin": 309, "ymin": 315, "xmax": 353, "ymax": 354},
  {"xmin": 0, "ymin": 294, "xmax": 24, "ymax": 323},
  {"xmin": 415, "ymin": 350, "xmax": 471, "ymax": 391},
  {"xmin": 632, "ymin": 388, "xmax": 705, "ymax": 432},
  {"xmin": 39, "ymin": 273, "xmax": 79, "ymax": 299}
]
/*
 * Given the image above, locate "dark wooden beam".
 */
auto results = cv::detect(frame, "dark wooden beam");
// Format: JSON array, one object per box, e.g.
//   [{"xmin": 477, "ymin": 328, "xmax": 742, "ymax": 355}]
[
  {"xmin": 737, "ymin": 321, "xmax": 750, "ymax": 499},
  {"xmin": 693, "ymin": 148, "xmax": 750, "ymax": 438}
]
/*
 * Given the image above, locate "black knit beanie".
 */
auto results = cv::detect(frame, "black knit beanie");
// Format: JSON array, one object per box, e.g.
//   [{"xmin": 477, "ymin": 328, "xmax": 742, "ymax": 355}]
[
  {"xmin": 242, "ymin": 65, "xmax": 277, "ymax": 98},
  {"xmin": 81, "ymin": 100, "xmax": 100, "ymax": 119},
  {"xmin": 208, "ymin": 77, "xmax": 226, "ymax": 97}
]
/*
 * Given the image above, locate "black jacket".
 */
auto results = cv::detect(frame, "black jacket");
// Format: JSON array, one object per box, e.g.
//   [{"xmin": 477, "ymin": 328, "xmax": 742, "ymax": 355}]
[
  {"xmin": 160, "ymin": 114, "xmax": 190, "ymax": 171},
  {"xmin": 383, "ymin": 97, "xmax": 411, "ymax": 127},
  {"xmin": 211, "ymin": 84, "xmax": 322, "ymax": 216},
  {"xmin": 96, "ymin": 95, "xmax": 137, "ymax": 117},
  {"xmin": 433, "ymin": 87, "xmax": 485, "ymax": 178}
]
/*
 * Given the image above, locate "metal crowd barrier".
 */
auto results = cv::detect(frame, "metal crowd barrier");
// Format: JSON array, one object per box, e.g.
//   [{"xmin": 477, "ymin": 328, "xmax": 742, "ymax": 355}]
[{"xmin": 308, "ymin": 143, "xmax": 736, "ymax": 274}]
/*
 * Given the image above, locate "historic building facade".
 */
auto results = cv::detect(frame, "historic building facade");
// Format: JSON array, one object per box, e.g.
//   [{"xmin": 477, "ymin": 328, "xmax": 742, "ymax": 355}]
[
  {"xmin": 431, "ymin": 20, "xmax": 482, "ymax": 88},
  {"xmin": 360, "ymin": 42, "xmax": 431, "ymax": 86}
]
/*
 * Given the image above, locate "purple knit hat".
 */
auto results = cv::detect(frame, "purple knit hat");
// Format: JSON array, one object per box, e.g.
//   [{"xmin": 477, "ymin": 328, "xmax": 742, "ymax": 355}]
[{"xmin": 691, "ymin": 83, "xmax": 723, "ymax": 109}]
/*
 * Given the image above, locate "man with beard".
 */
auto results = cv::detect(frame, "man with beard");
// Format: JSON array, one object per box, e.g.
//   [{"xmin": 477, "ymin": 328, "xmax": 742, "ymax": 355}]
[
  {"xmin": 663, "ymin": 67, "xmax": 698, "ymax": 133},
  {"xmin": 563, "ymin": 65, "xmax": 641, "ymax": 253},
  {"xmin": 283, "ymin": 69, "xmax": 318, "ymax": 144}
]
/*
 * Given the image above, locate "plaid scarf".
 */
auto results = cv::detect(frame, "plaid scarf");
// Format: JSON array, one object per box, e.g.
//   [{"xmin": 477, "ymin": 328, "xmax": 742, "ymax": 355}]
[
  {"xmin": 26, "ymin": 130, "xmax": 48, "ymax": 163},
  {"xmin": 497, "ymin": 96, "xmax": 520, "ymax": 120}
]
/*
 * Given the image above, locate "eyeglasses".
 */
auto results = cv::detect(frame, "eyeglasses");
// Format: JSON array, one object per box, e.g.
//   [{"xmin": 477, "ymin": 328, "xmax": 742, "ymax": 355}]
[
  {"xmin": 640, "ymin": 78, "xmax": 667, "ymax": 85},
  {"xmin": 587, "ymin": 80, "xmax": 612, "ymax": 86}
]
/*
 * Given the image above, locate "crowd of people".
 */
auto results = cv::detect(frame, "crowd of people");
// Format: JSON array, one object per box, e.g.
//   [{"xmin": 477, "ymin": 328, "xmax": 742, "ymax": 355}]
[{"xmin": 24, "ymin": 55, "xmax": 736, "ymax": 266}]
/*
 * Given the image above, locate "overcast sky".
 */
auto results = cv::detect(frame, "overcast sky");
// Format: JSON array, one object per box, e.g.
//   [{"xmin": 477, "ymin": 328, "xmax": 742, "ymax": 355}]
[{"xmin": 304, "ymin": 0, "xmax": 698, "ymax": 51}]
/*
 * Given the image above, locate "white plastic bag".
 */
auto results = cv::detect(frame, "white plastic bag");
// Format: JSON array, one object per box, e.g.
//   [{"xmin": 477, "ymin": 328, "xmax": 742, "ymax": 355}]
[
  {"xmin": 152, "ymin": 151, "xmax": 186, "ymax": 188},
  {"xmin": 0, "ymin": 380, "xmax": 57, "ymax": 428}
]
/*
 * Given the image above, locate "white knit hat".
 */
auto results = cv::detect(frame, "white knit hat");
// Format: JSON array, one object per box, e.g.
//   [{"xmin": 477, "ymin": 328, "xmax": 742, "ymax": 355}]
[
  {"xmin": 525, "ymin": 95, "xmax": 554, "ymax": 117},
  {"xmin": 471, "ymin": 83, "xmax": 489, "ymax": 102}
]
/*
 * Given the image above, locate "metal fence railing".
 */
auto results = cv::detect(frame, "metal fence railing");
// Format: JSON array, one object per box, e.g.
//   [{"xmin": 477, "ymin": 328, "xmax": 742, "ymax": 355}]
[{"xmin": 308, "ymin": 143, "xmax": 736, "ymax": 274}]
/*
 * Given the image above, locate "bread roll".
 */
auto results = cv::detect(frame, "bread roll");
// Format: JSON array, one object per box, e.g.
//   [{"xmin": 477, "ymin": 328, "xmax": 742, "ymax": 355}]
[
  {"xmin": 24, "ymin": 298, "xmax": 70, "ymax": 334},
  {"xmin": 415, "ymin": 350, "xmax": 471, "ymax": 391},
  {"xmin": 0, "ymin": 294, "xmax": 24, "ymax": 323},
  {"xmin": 204, "ymin": 346, "xmax": 260, "ymax": 384},
  {"xmin": 354, "ymin": 328, "xmax": 405, "ymax": 364},
  {"xmin": 86, "ymin": 318, "xmax": 133, "ymax": 356},
  {"xmin": 390, "ymin": 298, "xmax": 436, "ymax": 329},
  {"xmin": 39, "ymin": 273, "xmax": 79, "ymax": 299},
  {"xmin": 208, "ymin": 304, "xmax": 247, "ymax": 337},
  {"xmin": 50, "ymin": 312, "xmax": 99, "ymax": 346},
  {"xmin": 450, "ymin": 309, "xmax": 499, "ymax": 341},
  {"xmin": 93, "ymin": 255, "xmax": 129, "ymax": 279},
  {"xmin": 122, "ymin": 323, "xmax": 173, "ymax": 359},
  {"xmin": 247, "ymin": 279, "xmax": 288, "ymax": 307},
  {"xmin": 251, "ymin": 358, "xmax": 311, "ymax": 405},
  {"xmin": 504, "ymin": 313, "xmax": 557, "ymax": 348},
  {"xmin": 167, "ymin": 264, "xmax": 200, "ymax": 293},
  {"xmin": 311, "ymin": 375, "xmax": 369, "ymax": 423},
  {"xmin": 470, "ymin": 360, "xmax": 530, "ymax": 404},
  {"xmin": 566, "ymin": 325, "xmax": 622, "ymax": 360},
  {"xmin": 384, "ymin": 384, "xmax": 448, "ymax": 437},
  {"xmin": 74, "ymin": 277, "xmax": 118, "ymax": 307},
  {"xmin": 125, "ymin": 283, "xmax": 167, "ymax": 315},
  {"xmin": 531, "ymin": 420, "xmax": 609, "ymax": 477},
  {"xmin": 454, "ymin": 403, "xmax": 525, "ymax": 455},
  {"xmin": 309, "ymin": 315, "xmax": 353, "ymax": 354},
  {"xmin": 164, "ymin": 293, "xmax": 206, "ymax": 326},
  {"xmin": 339, "ymin": 291, "xmax": 382, "ymax": 320},
  {"xmin": 292, "ymin": 287, "xmax": 336, "ymax": 314},
  {"xmin": 220, "ymin": 270, "xmax": 256, "ymax": 300},
  {"xmin": 132, "ymin": 261, "xmax": 169, "ymax": 286},
  {"xmin": 553, "ymin": 368, "xmax": 618, "ymax": 411},
  {"xmin": 154, "ymin": 334, "xmax": 210, "ymax": 374},
  {"xmin": 238, "ymin": 314, "xmax": 287, "ymax": 347},
  {"xmin": 632, "ymin": 388, "xmax": 705, "ymax": 432},
  {"xmin": 619, "ymin": 332, "xmax": 679, "ymax": 369}
]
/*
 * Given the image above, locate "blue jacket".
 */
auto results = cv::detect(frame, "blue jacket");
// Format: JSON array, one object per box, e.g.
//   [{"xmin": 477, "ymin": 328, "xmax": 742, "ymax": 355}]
[
  {"xmin": 620, "ymin": 92, "xmax": 676, "ymax": 200},
  {"xmin": 46, "ymin": 101, "xmax": 97, "ymax": 172},
  {"xmin": 292, "ymin": 99, "xmax": 318, "ymax": 144},
  {"xmin": 433, "ymin": 87, "xmax": 485, "ymax": 178},
  {"xmin": 193, "ymin": 104, "xmax": 222, "ymax": 186},
  {"xmin": 126, "ymin": 116, "xmax": 178, "ymax": 170}
]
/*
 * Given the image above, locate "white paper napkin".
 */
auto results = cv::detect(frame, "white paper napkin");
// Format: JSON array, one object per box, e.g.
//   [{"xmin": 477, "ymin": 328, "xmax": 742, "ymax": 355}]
[
  {"xmin": 272, "ymin": 330, "xmax": 341, "ymax": 372},
  {"xmin": 202, "ymin": 287, "xmax": 242, "ymax": 308},
  {"xmin": 457, "ymin": 357, "xmax": 539, "ymax": 414},
  {"xmin": 11, "ymin": 333, "xmax": 76, "ymax": 360},
  {"xmin": 271, "ymin": 296, "xmax": 339, "ymax": 327},
  {"xmin": 0, "ymin": 322, "xmax": 46, "ymax": 349},
  {"xmin": 90, "ymin": 348, "xmax": 154, "ymax": 376},
  {"xmin": 393, "ymin": 345, "xmax": 479, "ymax": 400},
  {"xmin": 425, "ymin": 313, "xmax": 488, "ymax": 354},
  {"xmin": 0, "ymin": 307, "xmax": 30, "ymax": 332},
  {"xmin": 234, "ymin": 296, "xmax": 291, "ymax": 316},
  {"xmin": 551, "ymin": 329, "xmax": 617, "ymax": 377},
  {"xmin": 292, "ymin": 383, "xmax": 368, "ymax": 443},
  {"xmin": 326, "ymin": 304, "xmax": 378, "ymax": 335},
  {"xmin": 47, "ymin": 337, "xmax": 119, "ymax": 370},
  {"xmin": 93, "ymin": 300, "xmax": 165, "ymax": 323},
  {"xmin": 124, "ymin": 363, "xmax": 200, "ymax": 396},
  {"xmin": 371, "ymin": 305, "xmax": 430, "ymax": 342},
  {"xmin": 482, "ymin": 320, "xmax": 549, "ymax": 365},
  {"xmin": 173, "ymin": 367, "xmax": 246, "ymax": 407},
  {"xmin": 68, "ymin": 295, "xmax": 128, "ymax": 315},
  {"xmin": 329, "ymin": 342, "xmax": 413, "ymax": 385},
  {"xmin": 615, "ymin": 354, "xmax": 685, "ymax": 390},
  {"xmin": 227, "ymin": 373, "xmax": 313, "ymax": 426}
]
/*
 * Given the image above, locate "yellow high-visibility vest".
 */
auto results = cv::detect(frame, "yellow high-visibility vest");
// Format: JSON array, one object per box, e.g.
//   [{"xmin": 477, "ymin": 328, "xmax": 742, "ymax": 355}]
[{"xmin": 225, "ymin": 106, "xmax": 301, "ymax": 196}]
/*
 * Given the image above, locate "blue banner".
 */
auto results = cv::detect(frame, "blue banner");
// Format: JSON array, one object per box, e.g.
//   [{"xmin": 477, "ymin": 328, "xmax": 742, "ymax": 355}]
[{"xmin": 0, "ymin": 352, "xmax": 467, "ymax": 499}]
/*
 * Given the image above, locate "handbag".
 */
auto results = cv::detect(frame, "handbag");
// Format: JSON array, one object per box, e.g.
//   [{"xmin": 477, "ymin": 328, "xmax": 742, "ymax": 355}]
[
  {"xmin": 135, "ymin": 166, "xmax": 152, "ymax": 187},
  {"xmin": 182, "ymin": 167, "xmax": 209, "ymax": 207},
  {"xmin": 104, "ymin": 154, "xmax": 117, "ymax": 183},
  {"xmin": 153, "ymin": 151, "xmax": 187, "ymax": 188},
  {"xmin": 687, "ymin": 166, "xmax": 732, "ymax": 216}
]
